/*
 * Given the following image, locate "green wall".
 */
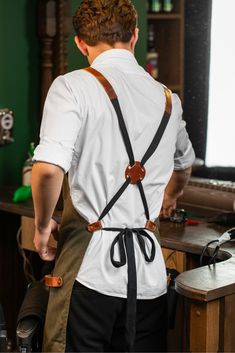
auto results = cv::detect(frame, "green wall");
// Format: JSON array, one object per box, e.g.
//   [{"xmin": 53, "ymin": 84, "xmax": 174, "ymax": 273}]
[
  {"xmin": 0, "ymin": 0, "xmax": 39, "ymax": 186},
  {"xmin": 0, "ymin": 1, "xmax": 146, "ymax": 187}
]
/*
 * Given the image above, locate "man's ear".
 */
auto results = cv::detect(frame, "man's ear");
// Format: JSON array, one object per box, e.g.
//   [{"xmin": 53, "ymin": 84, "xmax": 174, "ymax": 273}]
[
  {"xmin": 74, "ymin": 36, "xmax": 89, "ymax": 56},
  {"xmin": 130, "ymin": 27, "xmax": 139, "ymax": 51}
]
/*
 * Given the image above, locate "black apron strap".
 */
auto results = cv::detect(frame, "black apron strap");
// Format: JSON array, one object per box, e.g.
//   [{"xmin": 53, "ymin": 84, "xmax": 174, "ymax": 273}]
[
  {"xmin": 98, "ymin": 178, "xmax": 131, "ymax": 221},
  {"xmin": 141, "ymin": 86, "xmax": 172, "ymax": 166},
  {"xmin": 111, "ymin": 99, "xmax": 135, "ymax": 166},
  {"xmin": 136, "ymin": 179, "xmax": 150, "ymax": 220},
  {"xmin": 84, "ymin": 67, "xmax": 135, "ymax": 166}
]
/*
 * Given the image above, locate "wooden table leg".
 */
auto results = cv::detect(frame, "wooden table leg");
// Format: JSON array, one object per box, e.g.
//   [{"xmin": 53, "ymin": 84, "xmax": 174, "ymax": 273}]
[
  {"xmin": 189, "ymin": 299, "xmax": 220, "ymax": 352},
  {"xmin": 221, "ymin": 294, "xmax": 235, "ymax": 352}
]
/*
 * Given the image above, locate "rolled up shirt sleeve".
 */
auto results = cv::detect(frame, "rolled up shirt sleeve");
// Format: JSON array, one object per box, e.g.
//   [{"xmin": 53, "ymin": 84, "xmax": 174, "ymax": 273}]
[
  {"xmin": 33, "ymin": 75, "xmax": 83, "ymax": 173},
  {"xmin": 173, "ymin": 95, "xmax": 195, "ymax": 170}
]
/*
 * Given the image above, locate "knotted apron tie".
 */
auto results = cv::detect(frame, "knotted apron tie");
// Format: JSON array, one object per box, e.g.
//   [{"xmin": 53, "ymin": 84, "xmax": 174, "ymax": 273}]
[{"xmin": 103, "ymin": 227, "xmax": 156, "ymax": 352}]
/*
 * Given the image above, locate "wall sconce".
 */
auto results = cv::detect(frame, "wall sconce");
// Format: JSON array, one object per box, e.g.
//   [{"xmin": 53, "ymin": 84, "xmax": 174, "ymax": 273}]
[{"xmin": 0, "ymin": 109, "xmax": 14, "ymax": 146}]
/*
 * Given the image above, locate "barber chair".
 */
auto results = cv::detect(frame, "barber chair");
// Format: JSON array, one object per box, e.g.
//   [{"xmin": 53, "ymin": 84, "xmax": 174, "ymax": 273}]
[
  {"xmin": 15, "ymin": 251, "xmax": 55, "ymax": 353},
  {"xmin": 16, "ymin": 281, "xmax": 48, "ymax": 353},
  {"xmin": 17, "ymin": 317, "xmax": 40, "ymax": 353}
]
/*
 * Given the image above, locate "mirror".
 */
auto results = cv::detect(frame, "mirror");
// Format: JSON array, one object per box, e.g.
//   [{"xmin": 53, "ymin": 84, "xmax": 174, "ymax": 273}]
[{"xmin": 184, "ymin": 0, "xmax": 235, "ymax": 181}]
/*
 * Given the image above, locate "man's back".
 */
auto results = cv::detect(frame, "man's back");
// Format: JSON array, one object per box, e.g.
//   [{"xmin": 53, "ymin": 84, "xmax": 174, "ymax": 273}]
[
  {"xmin": 37, "ymin": 49, "xmax": 186, "ymax": 227},
  {"xmin": 34, "ymin": 48, "xmax": 194, "ymax": 299}
]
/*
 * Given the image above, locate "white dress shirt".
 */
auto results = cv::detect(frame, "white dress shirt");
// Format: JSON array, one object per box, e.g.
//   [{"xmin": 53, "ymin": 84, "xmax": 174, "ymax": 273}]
[{"xmin": 34, "ymin": 49, "xmax": 195, "ymax": 299}]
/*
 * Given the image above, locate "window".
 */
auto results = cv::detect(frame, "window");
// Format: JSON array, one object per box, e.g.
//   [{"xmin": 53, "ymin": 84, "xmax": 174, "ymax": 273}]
[{"xmin": 206, "ymin": 0, "xmax": 235, "ymax": 167}]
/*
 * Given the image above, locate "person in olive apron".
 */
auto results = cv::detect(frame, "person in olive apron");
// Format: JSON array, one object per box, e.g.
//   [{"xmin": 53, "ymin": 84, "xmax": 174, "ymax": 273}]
[{"xmin": 32, "ymin": 0, "xmax": 195, "ymax": 352}]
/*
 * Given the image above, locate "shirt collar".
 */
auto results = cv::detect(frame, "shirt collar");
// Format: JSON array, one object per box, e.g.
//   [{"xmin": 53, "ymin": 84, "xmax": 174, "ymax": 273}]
[{"xmin": 91, "ymin": 48, "xmax": 138, "ymax": 67}]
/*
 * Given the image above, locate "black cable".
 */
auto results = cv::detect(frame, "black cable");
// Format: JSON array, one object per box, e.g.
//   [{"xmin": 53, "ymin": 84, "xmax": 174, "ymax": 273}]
[
  {"xmin": 16, "ymin": 226, "xmax": 36, "ymax": 283},
  {"xmin": 199, "ymin": 239, "xmax": 219, "ymax": 267},
  {"xmin": 200, "ymin": 237, "xmax": 235, "ymax": 267},
  {"xmin": 208, "ymin": 245, "xmax": 220, "ymax": 266}
]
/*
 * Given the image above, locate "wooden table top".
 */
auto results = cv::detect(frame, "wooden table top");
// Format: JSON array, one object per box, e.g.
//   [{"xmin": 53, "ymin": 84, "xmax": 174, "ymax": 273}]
[
  {"xmin": 0, "ymin": 186, "xmax": 61, "ymax": 221},
  {"xmin": 1, "ymin": 187, "xmax": 234, "ymax": 303}
]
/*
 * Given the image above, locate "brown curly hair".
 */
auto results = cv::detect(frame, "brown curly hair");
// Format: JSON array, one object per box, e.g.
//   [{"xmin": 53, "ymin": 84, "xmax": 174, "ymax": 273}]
[{"xmin": 73, "ymin": 0, "xmax": 137, "ymax": 46}]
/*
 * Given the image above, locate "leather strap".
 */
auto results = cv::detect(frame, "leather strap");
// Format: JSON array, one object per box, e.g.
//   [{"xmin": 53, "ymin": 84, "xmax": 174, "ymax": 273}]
[
  {"xmin": 84, "ymin": 67, "xmax": 172, "ymax": 118},
  {"xmin": 83, "ymin": 67, "xmax": 117, "ymax": 100},
  {"xmin": 167, "ymin": 273, "xmax": 171, "ymax": 287},
  {"xmin": 145, "ymin": 220, "xmax": 157, "ymax": 232},
  {"xmin": 163, "ymin": 84, "xmax": 172, "ymax": 116},
  {"xmin": 44, "ymin": 275, "xmax": 63, "ymax": 287},
  {"xmin": 87, "ymin": 220, "xmax": 102, "ymax": 233}
]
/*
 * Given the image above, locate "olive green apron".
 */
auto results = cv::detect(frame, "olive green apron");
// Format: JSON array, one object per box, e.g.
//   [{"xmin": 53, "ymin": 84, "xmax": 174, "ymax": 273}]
[
  {"xmin": 43, "ymin": 178, "xmax": 92, "ymax": 352},
  {"xmin": 42, "ymin": 178, "xmax": 161, "ymax": 352}
]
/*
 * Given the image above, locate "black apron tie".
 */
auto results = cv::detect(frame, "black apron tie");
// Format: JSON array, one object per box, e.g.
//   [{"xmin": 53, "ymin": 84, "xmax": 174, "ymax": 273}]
[{"xmin": 103, "ymin": 227, "xmax": 156, "ymax": 352}]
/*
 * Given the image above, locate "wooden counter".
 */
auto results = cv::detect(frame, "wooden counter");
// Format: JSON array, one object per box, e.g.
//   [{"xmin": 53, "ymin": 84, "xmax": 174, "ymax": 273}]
[
  {"xmin": 159, "ymin": 220, "xmax": 234, "ymax": 300},
  {"xmin": 1, "ymin": 187, "xmax": 235, "ymax": 352},
  {"xmin": 0, "ymin": 186, "xmax": 61, "ymax": 221},
  {"xmin": 159, "ymin": 220, "xmax": 235, "ymax": 352}
]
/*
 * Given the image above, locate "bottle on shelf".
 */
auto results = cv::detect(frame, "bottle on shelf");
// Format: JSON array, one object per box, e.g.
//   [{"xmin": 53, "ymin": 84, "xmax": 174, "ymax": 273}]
[
  {"xmin": 163, "ymin": 0, "xmax": 173, "ymax": 12},
  {"xmin": 146, "ymin": 23, "xmax": 159, "ymax": 80},
  {"xmin": 12, "ymin": 142, "xmax": 35, "ymax": 203},
  {"xmin": 147, "ymin": 0, "xmax": 150, "ymax": 13},
  {"xmin": 151, "ymin": 0, "xmax": 162, "ymax": 13}
]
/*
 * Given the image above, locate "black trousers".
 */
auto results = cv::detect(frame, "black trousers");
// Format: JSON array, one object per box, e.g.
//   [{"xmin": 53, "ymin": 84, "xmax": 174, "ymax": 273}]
[{"xmin": 66, "ymin": 281, "xmax": 167, "ymax": 352}]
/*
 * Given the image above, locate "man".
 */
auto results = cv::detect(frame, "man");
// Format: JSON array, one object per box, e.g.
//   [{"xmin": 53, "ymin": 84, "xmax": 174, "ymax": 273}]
[{"xmin": 32, "ymin": 0, "xmax": 195, "ymax": 352}]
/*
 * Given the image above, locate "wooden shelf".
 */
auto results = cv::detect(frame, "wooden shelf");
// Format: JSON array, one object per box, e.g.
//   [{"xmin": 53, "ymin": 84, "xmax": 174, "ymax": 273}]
[
  {"xmin": 147, "ymin": 13, "xmax": 182, "ymax": 20},
  {"xmin": 147, "ymin": 0, "xmax": 185, "ymax": 100},
  {"xmin": 168, "ymin": 84, "xmax": 182, "ymax": 92}
]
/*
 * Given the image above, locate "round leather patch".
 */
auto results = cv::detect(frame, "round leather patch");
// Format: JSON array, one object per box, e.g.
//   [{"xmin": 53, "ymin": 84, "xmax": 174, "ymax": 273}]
[{"xmin": 125, "ymin": 161, "xmax": 146, "ymax": 184}]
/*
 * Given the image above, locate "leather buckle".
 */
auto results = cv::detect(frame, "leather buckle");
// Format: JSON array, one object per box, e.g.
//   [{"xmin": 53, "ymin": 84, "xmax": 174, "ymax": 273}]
[
  {"xmin": 145, "ymin": 220, "xmax": 157, "ymax": 232},
  {"xmin": 125, "ymin": 161, "xmax": 146, "ymax": 184},
  {"xmin": 44, "ymin": 275, "xmax": 63, "ymax": 287},
  {"xmin": 87, "ymin": 220, "xmax": 102, "ymax": 233}
]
